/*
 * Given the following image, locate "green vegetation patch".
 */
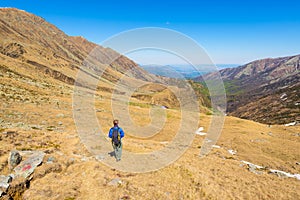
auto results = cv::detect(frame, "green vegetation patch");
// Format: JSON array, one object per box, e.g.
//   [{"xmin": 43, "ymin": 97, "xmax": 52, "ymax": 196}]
[{"xmin": 128, "ymin": 101, "xmax": 151, "ymax": 108}]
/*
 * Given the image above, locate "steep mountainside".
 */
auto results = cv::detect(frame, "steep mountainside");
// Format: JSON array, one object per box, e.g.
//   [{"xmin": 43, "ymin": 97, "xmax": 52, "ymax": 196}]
[
  {"xmin": 196, "ymin": 55, "xmax": 300, "ymax": 124},
  {"xmin": 0, "ymin": 8, "xmax": 211, "ymax": 110},
  {"xmin": 0, "ymin": 8, "xmax": 157, "ymax": 85}
]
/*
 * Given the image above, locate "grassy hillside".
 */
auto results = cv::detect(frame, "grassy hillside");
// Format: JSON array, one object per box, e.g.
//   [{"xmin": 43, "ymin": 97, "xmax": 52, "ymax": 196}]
[{"xmin": 1, "ymin": 63, "xmax": 300, "ymax": 199}]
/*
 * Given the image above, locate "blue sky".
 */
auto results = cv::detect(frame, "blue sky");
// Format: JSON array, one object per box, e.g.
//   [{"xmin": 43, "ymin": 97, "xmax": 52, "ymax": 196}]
[{"xmin": 1, "ymin": 0, "xmax": 300, "ymax": 65}]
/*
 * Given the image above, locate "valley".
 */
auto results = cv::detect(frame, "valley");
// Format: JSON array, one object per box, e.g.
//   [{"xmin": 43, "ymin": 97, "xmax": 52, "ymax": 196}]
[{"xmin": 0, "ymin": 8, "xmax": 299, "ymax": 200}]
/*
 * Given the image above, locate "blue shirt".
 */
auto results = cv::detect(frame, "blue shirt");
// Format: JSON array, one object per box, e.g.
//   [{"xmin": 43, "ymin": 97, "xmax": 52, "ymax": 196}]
[{"xmin": 108, "ymin": 126, "xmax": 125, "ymax": 139}]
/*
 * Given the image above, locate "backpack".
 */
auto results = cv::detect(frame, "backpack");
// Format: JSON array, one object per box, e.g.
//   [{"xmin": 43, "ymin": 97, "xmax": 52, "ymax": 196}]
[{"xmin": 112, "ymin": 128, "xmax": 121, "ymax": 146}]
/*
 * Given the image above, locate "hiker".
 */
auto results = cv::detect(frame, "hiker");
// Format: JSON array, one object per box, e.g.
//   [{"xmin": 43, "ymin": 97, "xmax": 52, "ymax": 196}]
[{"xmin": 108, "ymin": 119, "xmax": 125, "ymax": 161}]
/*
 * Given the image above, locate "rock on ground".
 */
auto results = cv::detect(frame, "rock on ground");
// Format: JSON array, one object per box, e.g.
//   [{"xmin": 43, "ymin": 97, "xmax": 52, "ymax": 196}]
[
  {"xmin": 14, "ymin": 151, "xmax": 45, "ymax": 179},
  {"xmin": 108, "ymin": 178, "xmax": 123, "ymax": 186},
  {"xmin": 0, "ymin": 175, "xmax": 12, "ymax": 192},
  {"xmin": 8, "ymin": 150, "xmax": 22, "ymax": 170}
]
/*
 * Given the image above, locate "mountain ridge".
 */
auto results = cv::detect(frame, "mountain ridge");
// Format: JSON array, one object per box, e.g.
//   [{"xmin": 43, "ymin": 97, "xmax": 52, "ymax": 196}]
[
  {"xmin": 0, "ymin": 7, "xmax": 157, "ymax": 86},
  {"xmin": 196, "ymin": 54, "xmax": 300, "ymax": 124}
]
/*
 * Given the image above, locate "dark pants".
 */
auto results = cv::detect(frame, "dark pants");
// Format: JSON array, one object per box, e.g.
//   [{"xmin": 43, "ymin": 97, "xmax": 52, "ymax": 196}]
[{"xmin": 113, "ymin": 142, "xmax": 122, "ymax": 161}]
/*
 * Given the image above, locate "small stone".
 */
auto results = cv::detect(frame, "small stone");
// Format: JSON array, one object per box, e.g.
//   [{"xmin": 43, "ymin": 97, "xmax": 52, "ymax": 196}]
[
  {"xmin": 0, "ymin": 175, "xmax": 12, "ymax": 192},
  {"xmin": 108, "ymin": 178, "xmax": 122, "ymax": 186},
  {"xmin": 296, "ymin": 162, "xmax": 300, "ymax": 165},
  {"xmin": 249, "ymin": 166, "xmax": 264, "ymax": 175},
  {"xmin": 294, "ymin": 174, "xmax": 300, "ymax": 180},
  {"xmin": 3, "ymin": 131, "xmax": 17, "ymax": 135},
  {"xmin": 268, "ymin": 132, "xmax": 273, "ymax": 136},
  {"xmin": 241, "ymin": 160, "xmax": 265, "ymax": 175},
  {"xmin": 47, "ymin": 157, "xmax": 55, "ymax": 164},
  {"xmin": 228, "ymin": 149, "xmax": 237, "ymax": 155},
  {"xmin": 31, "ymin": 125, "xmax": 42, "ymax": 130},
  {"xmin": 56, "ymin": 113, "xmax": 64, "ymax": 118},
  {"xmin": 0, "ymin": 175, "xmax": 12, "ymax": 185},
  {"xmin": 81, "ymin": 156, "xmax": 90, "ymax": 162},
  {"xmin": 46, "ymin": 126, "xmax": 56, "ymax": 131},
  {"xmin": 120, "ymin": 194, "xmax": 130, "ymax": 200},
  {"xmin": 195, "ymin": 127, "xmax": 206, "ymax": 136},
  {"xmin": 66, "ymin": 158, "xmax": 75, "ymax": 167},
  {"xmin": 269, "ymin": 169, "xmax": 293, "ymax": 178},
  {"xmin": 8, "ymin": 174, "xmax": 14, "ymax": 180},
  {"xmin": 204, "ymin": 139, "xmax": 213, "ymax": 143},
  {"xmin": 58, "ymin": 121, "xmax": 63, "ymax": 126},
  {"xmin": 0, "ymin": 183, "xmax": 9, "ymax": 192},
  {"xmin": 284, "ymin": 122, "xmax": 297, "ymax": 127},
  {"xmin": 8, "ymin": 150, "xmax": 22, "ymax": 170},
  {"xmin": 95, "ymin": 155, "xmax": 105, "ymax": 161}
]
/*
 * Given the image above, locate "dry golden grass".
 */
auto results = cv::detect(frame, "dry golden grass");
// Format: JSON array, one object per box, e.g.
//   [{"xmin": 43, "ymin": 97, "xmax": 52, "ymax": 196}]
[{"xmin": 0, "ymin": 59, "xmax": 299, "ymax": 200}]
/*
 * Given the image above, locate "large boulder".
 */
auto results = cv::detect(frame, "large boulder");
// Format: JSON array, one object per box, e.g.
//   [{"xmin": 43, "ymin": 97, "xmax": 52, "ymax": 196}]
[
  {"xmin": 0, "ymin": 175, "xmax": 13, "ymax": 193},
  {"xmin": 14, "ymin": 151, "xmax": 45, "ymax": 179}
]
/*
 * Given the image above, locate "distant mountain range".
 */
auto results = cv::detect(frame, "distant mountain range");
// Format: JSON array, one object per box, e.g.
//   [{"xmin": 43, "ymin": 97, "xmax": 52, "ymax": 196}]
[
  {"xmin": 141, "ymin": 64, "xmax": 239, "ymax": 79},
  {"xmin": 195, "ymin": 55, "xmax": 300, "ymax": 124}
]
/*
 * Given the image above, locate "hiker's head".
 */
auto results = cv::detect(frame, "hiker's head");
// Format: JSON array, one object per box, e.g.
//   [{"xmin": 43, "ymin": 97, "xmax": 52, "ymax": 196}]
[{"xmin": 113, "ymin": 119, "xmax": 119, "ymax": 126}]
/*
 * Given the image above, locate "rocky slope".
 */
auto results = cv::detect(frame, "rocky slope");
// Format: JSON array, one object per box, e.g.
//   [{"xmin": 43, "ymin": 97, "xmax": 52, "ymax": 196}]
[
  {"xmin": 0, "ymin": 8, "xmax": 157, "ymax": 86},
  {"xmin": 196, "ymin": 55, "xmax": 300, "ymax": 124}
]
